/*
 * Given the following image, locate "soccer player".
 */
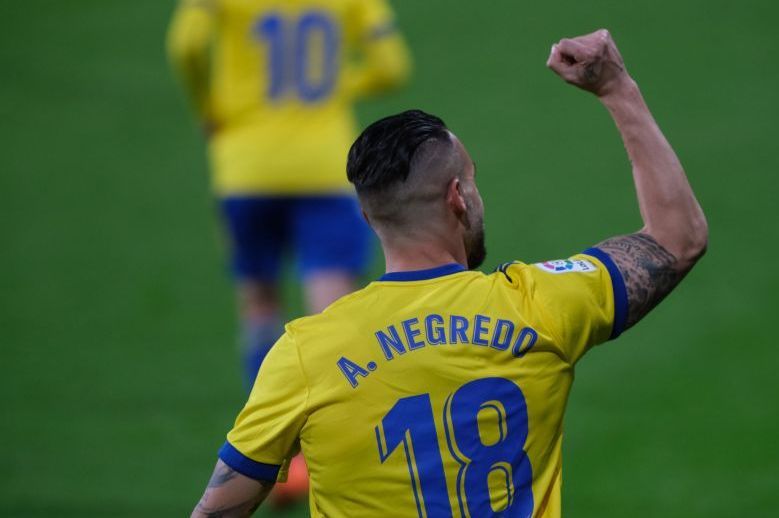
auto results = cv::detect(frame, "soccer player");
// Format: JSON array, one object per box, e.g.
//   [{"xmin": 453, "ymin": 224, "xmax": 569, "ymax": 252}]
[
  {"xmin": 167, "ymin": 0, "xmax": 411, "ymax": 387},
  {"xmin": 190, "ymin": 30, "xmax": 708, "ymax": 517}
]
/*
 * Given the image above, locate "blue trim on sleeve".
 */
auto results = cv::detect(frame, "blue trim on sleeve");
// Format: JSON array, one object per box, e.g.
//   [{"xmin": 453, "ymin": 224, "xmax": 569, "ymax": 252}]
[
  {"xmin": 218, "ymin": 441, "xmax": 281, "ymax": 482},
  {"xmin": 379, "ymin": 263, "xmax": 466, "ymax": 282},
  {"xmin": 583, "ymin": 247, "xmax": 628, "ymax": 340}
]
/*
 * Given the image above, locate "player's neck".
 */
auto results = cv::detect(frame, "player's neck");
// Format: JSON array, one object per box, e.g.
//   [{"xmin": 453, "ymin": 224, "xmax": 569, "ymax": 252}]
[{"xmin": 381, "ymin": 238, "xmax": 467, "ymax": 274}]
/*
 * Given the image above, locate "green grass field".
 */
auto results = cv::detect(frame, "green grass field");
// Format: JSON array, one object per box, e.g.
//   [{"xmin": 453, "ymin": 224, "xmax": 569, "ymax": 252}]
[{"xmin": 2, "ymin": 1, "xmax": 777, "ymax": 516}]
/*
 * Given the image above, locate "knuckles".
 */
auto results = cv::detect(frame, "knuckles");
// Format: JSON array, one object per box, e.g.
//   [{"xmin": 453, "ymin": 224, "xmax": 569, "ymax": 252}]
[{"xmin": 548, "ymin": 28, "xmax": 621, "ymax": 88}]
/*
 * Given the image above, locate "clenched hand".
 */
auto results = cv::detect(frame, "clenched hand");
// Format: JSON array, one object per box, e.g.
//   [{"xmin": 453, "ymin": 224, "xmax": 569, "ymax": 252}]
[{"xmin": 546, "ymin": 29, "xmax": 630, "ymax": 97}]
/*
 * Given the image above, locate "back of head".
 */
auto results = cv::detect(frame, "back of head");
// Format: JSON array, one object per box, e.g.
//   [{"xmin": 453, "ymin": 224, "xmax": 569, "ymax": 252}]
[{"xmin": 347, "ymin": 110, "xmax": 459, "ymax": 231}]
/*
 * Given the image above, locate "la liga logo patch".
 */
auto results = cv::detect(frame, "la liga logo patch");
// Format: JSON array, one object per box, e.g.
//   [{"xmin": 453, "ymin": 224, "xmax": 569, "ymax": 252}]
[{"xmin": 534, "ymin": 258, "xmax": 597, "ymax": 274}]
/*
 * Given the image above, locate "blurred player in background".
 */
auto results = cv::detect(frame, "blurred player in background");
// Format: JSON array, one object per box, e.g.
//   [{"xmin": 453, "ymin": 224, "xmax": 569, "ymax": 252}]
[
  {"xmin": 167, "ymin": 0, "xmax": 410, "ymax": 505},
  {"xmin": 166, "ymin": 0, "xmax": 411, "ymax": 412},
  {"xmin": 167, "ymin": 0, "xmax": 410, "ymax": 383},
  {"xmin": 189, "ymin": 30, "xmax": 707, "ymax": 516}
]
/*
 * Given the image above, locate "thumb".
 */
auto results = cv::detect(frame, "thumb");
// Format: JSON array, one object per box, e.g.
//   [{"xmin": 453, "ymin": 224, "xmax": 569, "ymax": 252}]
[{"xmin": 546, "ymin": 44, "xmax": 579, "ymax": 83}]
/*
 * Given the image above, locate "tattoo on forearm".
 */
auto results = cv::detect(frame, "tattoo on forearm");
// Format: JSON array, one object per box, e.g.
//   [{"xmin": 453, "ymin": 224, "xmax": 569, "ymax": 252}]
[
  {"xmin": 207, "ymin": 463, "xmax": 239, "ymax": 488},
  {"xmin": 595, "ymin": 233, "xmax": 685, "ymax": 328},
  {"xmin": 193, "ymin": 463, "xmax": 270, "ymax": 518},
  {"xmin": 194, "ymin": 499, "xmax": 261, "ymax": 518}
]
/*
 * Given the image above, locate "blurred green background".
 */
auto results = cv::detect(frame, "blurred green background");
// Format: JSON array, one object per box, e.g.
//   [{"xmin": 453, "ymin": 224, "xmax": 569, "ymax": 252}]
[{"xmin": 2, "ymin": 0, "xmax": 777, "ymax": 516}]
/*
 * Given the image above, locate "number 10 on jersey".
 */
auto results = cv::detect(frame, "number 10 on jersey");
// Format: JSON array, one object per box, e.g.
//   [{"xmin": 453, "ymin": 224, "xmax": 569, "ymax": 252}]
[
  {"xmin": 375, "ymin": 377, "xmax": 534, "ymax": 517},
  {"xmin": 253, "ymin": 11, "xmax": 339, "ymax": 103}
]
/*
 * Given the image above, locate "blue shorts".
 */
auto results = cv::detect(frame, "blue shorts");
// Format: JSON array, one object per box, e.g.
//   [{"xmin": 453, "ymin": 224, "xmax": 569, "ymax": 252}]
[{"xmin": 220, "ymin": 195, "xmax": 372, "ymax": 281}]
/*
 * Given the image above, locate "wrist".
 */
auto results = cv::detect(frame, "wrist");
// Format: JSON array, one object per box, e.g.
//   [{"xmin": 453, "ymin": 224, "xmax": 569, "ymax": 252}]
[{"xmin": 599, "ymin": 75, "xmax": 639, "ymax": 103}]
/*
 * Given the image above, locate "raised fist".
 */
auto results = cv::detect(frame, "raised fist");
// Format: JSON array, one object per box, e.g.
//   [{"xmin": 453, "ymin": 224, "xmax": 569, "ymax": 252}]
[{"xmin": 546, "ymin": 29, "xmax": 629, "ymax": 97}]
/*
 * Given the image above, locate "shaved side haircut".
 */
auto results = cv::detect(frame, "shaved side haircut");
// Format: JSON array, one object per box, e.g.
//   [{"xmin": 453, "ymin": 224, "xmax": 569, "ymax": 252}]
[{"xmin": 347, "ymin": 110, "xmax": 464, "ymax": 229}]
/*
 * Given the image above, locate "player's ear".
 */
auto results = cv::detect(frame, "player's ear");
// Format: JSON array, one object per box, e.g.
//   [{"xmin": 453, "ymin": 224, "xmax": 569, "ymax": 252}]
[{"xmin": 445, "ymin": 177, "xmax": 467, "ymax": 218}]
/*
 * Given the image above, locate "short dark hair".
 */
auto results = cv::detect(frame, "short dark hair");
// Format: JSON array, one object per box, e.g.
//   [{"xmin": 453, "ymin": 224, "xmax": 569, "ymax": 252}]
[{"xmin": 347, "ymin": 109, "xmax": 450, "ymax": 193}]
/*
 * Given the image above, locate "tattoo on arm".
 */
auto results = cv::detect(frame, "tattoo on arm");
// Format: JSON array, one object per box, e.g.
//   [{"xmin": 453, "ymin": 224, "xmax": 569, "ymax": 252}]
[
  {"xmin": 595, "ymin": 233, "xmax": 686, "ymax": 329},
  {"xmin": 207, "ymin": 463, "xmax": 239, "ymax": 488},
  {"xmin": 192, "ymin": 462, "xmax": 271, "ymax": 518},
  {"xmin": 194, "ymin": 500, "xmax": 261, "ymax": 518}
]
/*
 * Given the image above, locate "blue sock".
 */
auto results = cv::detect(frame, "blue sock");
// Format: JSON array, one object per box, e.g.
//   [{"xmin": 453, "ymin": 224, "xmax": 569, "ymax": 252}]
[{"xmin": 241, "ymin": 317, "xmax": 284, "ymax": 389}]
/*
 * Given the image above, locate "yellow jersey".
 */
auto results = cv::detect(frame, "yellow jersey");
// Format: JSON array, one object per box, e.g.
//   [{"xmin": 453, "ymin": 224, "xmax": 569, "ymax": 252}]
[
  {"xmin": 218, "ymin": 248, "xmax": 628, "ymax": 517},
  {"xmin": 167, "ymin": 0, "xmax": 411, "ymax": 196},
  {"xmin": 220, "ymin": 248, "xmax": 627, "ymax": 518}
]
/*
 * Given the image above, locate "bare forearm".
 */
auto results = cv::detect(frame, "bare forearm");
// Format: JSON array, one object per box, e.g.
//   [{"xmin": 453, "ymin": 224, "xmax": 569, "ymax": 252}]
[
  {"xmin": 192, "ymin": 460, "xmax": 272, "ymax": 518},
  {"xmin": 548, "ymin": 29, "xmax": 708, "ymax": 328},
  {"xmin": 600, "ymin": 79, "xmax": 707, "ymax": 265},
  {"xmin": 192, "ymin": 496, "xmax": 262, "ymax": 518}
]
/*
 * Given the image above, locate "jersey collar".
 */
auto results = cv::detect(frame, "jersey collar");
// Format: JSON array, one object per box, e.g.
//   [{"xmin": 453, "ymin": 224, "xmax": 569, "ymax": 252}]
[{"xmin": 378, "ymin": 263, "xmax": 467, "ymax": 282}]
